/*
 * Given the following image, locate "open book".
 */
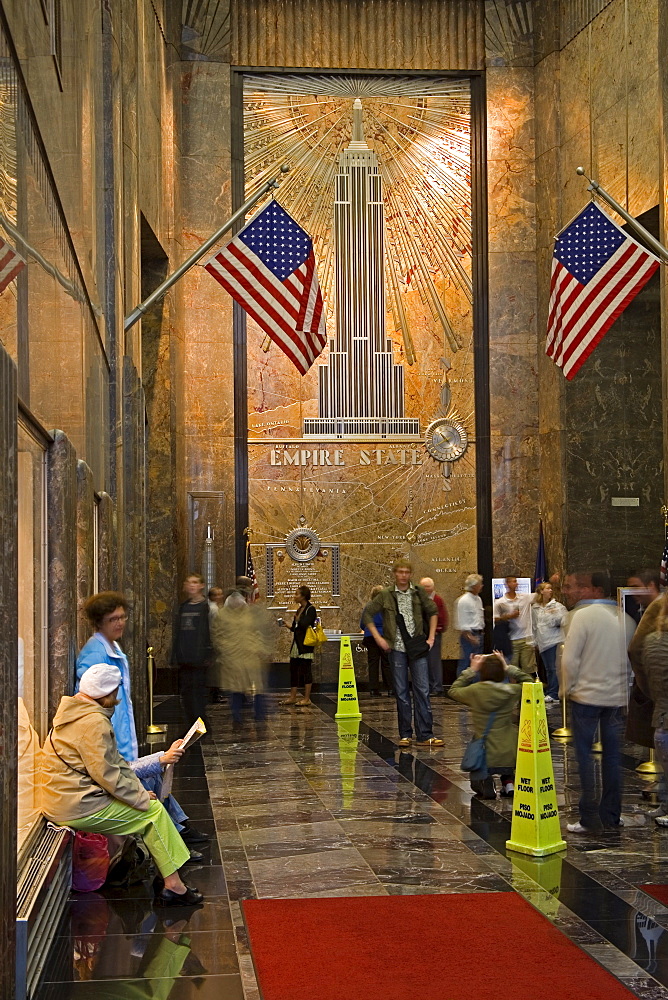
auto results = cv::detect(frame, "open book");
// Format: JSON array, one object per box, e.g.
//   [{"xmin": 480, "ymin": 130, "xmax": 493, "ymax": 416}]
[{"xmin": 160, "ymin": 717, "xmax": 207, "ymax": 800}]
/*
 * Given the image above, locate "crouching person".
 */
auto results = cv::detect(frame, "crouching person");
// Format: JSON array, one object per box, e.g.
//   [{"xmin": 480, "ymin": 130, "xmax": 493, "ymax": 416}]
[
  {"xmin": 41, "ymin": 663, "xmax": 203, "ymax": 906},
  {"xmin": 449, "ymin": 652, "xmax": 532, "ymax": 799}
]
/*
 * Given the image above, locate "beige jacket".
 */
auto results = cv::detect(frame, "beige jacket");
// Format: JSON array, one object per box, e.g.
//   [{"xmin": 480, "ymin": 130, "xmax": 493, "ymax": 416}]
[
  {"xmin": 210, "ymin": 602, "xmax": 275, "ymax": 693},
  {"xmin": 41, "ymin": 696, "xmax": 150, "ymax": 823}
]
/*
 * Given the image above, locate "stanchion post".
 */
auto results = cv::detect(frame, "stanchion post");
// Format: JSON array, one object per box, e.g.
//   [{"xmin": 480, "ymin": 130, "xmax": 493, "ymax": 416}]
[
  {"xmin": 146, "ymin": 645, "xmax": 167, "ymax": 734},
  {"xmin": 637, "ymin": 749, "xmax": 662, "ymax": 775},
  {"xmin": 551, "ymin": 696, "xmax": 572, "ymax": 739}
]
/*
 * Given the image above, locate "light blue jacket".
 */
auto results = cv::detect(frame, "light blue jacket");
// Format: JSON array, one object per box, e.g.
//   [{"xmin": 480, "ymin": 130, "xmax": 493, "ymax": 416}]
[{"xmin": 75, "ymin": 633, "xmax": 139, "ymax": 761}]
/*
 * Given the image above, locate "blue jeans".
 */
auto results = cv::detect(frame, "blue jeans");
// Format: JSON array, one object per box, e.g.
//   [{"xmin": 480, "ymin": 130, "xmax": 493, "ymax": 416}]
[
  {"xmin": 231, "ymin": 691, "xmax": 266, "ymax": 723},
  {"xmin": 458, "ymin": 631, "xmax": 483, "ymax": 675},
  {"xmin": 541, "ymin": 644, "xmax": 559, "ymax": 699},
  {"xmin": 389, "ymin": 650, "xmax": 433, "ymax": 742},
  {"xmin": 571, "ymin": 702, "xmax": 623, "ymax": 830},
  {"xmin": 654, "ymin": 729, "xmax": 668, "ymax": 807},
  {"xmin": 428, "ymin": 632, "xmax": 443, "ymax": 693}
]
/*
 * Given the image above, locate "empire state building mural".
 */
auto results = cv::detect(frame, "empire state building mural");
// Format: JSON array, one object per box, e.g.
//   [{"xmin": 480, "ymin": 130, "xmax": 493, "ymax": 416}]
[
  {"xmin": 244, "ymin": 74, "xmax": 477, "ymax": 662},
  {"xmin": 303, "ymin": 99, "xmax": 418, "ymax": 438}
]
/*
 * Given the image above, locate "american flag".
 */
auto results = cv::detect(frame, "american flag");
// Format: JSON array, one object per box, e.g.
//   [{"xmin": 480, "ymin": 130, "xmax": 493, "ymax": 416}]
[
  {"xmin": 533, "ymin": 518, "xmax": 547, "ymax": 588},
  {"xmin": 246, "ymin": 542, "xmax": 259, "ymax": 601},
  {"xmin": 205, "ymin": 200, "xmax": 326, "ymax": 375},
  {"xmin": 546, "ymin": 202, "xmax": 660, "ymax": 380},
  {"xmin": 661, "ymin": 530, "xmax": 668, "ymax": 589},
  {"xmin": 0, "ymin": 237, "xmax": 26, "ymax": 294}
]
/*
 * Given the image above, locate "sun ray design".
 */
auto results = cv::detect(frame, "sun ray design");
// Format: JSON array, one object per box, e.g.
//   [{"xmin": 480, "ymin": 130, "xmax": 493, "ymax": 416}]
[{"xmin": 243, "ymin": 74, "xmax": 472, "ymax": 364}]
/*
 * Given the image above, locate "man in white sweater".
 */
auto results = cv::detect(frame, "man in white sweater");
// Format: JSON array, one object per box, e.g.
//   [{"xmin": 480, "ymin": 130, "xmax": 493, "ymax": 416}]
[{"xmin": 561, "ymin": 571, "xmax": 634, "ymax": 834}]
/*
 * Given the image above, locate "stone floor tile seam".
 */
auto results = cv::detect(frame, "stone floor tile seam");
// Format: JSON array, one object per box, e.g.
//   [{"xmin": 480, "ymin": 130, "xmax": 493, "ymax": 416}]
[{"xmin": 205, "ymin": 743, "xmax": 263, "ymax": 1000}]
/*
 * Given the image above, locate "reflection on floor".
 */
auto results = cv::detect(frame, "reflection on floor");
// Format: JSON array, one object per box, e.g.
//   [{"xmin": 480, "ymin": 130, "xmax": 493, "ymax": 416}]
[{"xmin": 35, "ymin": 691, "xmax": 668, "ymax": 999}]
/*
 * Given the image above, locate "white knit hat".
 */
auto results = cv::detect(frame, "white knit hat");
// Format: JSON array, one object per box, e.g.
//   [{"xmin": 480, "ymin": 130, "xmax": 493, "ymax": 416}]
[{"xmin": 79, "ymin": 663, "xmax": 122, "ymax": 699}]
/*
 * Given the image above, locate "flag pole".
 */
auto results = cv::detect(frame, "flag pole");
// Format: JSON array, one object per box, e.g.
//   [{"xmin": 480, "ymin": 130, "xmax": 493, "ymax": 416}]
[
  {"xmin": 124, "ymin": 165, "xmax": 290, "ymax": 333},
  {"xmin": 576, "ymin": 167, "xmax": 668, "ymax": 264}
]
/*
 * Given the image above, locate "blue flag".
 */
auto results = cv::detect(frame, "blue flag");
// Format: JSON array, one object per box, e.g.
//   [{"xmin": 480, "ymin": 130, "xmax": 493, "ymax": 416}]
[{"xmin": 534, "ymin": 520, "xmax": 547, "ymax": 588}]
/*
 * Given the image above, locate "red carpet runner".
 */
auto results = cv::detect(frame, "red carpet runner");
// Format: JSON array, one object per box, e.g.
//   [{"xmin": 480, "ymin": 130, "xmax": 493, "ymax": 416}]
[{"xmin": 243, "ymin": 893, "xmax": 637, "ymax": 1000}]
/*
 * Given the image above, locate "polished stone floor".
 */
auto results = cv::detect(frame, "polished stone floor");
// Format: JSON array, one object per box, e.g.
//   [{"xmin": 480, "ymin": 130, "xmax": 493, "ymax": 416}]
[{"xmin": 36, "ymin": 690, "xmax": 668, "ymax": 999}]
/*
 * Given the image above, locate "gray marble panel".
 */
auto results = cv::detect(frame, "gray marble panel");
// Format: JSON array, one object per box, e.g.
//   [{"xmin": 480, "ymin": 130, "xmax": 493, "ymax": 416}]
[
  {"xmin": 48, "ymin": 430, "xmax": 78, "ymax": 717},
  {"xmin": 0, "ymin": 344, "xmax": 17, "ymax": 998},
  {"xmin": 122, "ymin": 357, "xmax": 148, "ymax": 736},
  {"xmin": 564, "ymin": 250, "xmax": 663, "ymax": 579},
  {"xmin": 96, "ymin": 491, "xmax": 116, "ymax": 591},
  {"xmin": 76, "ymin": 460, "xmax": 94, "ymax": 651}
]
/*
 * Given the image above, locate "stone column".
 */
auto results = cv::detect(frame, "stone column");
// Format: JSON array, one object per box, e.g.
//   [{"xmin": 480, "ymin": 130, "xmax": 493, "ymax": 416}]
[
  {"xmin": 96, "ymin": 491, "xmax": 116, "ymax": 592},
  {"xmin": 122, "ymin": 357, "xmax": 148, "ymax": 737},
  {"xmin": 485, "ymin": 1, "xmax": 539, "ymax": 576},
  {"xmin": 533, "ymin": 5, "xmax": 566, "ymax": 580},
  {"xmin": 76, "ymin": 460, "xmax": 95, "ymax": 650},
  {"xmin": 0, "ymin": 343, "xmax": 17, "ymax": 1000},
  {"xmin": 178, "ymin": 56, "xmax": 237, "ymax": 595},
  {"xmin": 47, "ymin": 431, "xmax": 78, "ymax": 718}
]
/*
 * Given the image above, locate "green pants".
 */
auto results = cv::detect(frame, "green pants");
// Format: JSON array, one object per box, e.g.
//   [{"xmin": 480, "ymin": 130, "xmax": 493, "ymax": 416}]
[
  {"xmin": 66, "ymin": 798, "xmax": 190, "ymax": 877},
  {"xmin": 511, "ymin": 638, "xmax": 537, "ymax": 674}
]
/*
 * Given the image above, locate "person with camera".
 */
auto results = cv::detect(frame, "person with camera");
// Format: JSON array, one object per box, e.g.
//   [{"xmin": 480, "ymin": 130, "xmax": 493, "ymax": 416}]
[{"xmin": 449, "ymin": 652, "xmax": 533, "ymax": 798}]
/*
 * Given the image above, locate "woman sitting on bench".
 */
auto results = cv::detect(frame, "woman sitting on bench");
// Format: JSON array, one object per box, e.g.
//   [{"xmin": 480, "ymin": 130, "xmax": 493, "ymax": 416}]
[{"xmin": 41, "ymin": 663, "xmax": 203, "ymax": 907}]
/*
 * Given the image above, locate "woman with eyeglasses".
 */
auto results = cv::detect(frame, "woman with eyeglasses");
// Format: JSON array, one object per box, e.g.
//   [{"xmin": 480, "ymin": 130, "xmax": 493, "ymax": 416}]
[{"xmin": 77, "ymin": 593, "xmax": 137, "ymax": 759}]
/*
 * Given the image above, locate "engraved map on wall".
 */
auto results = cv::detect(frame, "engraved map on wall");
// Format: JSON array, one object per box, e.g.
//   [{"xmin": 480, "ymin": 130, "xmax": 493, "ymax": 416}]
[{"xmin": 244, "ymin": 74, "xmax": 476, "ymax": 658}]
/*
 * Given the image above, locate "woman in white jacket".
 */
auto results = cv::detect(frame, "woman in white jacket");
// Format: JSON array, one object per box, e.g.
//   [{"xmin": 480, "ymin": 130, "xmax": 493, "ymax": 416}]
[{"xmin": 532, "ymin": 582, "xmax": 567, "ymax": 703}]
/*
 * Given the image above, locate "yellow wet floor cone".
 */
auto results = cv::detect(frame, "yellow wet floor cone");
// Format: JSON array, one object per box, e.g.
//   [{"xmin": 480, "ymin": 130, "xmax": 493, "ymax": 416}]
[
  {"xmin": 506, "ymin": 681, "xmax": 566, "ymax": 857},
  {"xmin": 335, "ymin": 635, "xmax": 362, "ymax": 720},
  {"xmin": 337, "ymin": 718, "xmax": 360, "ymax": 809}
]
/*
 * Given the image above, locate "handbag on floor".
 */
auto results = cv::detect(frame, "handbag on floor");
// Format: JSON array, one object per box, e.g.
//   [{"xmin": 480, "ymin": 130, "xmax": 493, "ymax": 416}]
[
  {"xmin": 104, "ymin": 836, "xmax": 152, "ymax": 888},
  {"xmin": 72, "ymin": 832, "xmax": 110, "ymax": 892},
  {"xmin": 460, "ymin": 711, "xmax": 497, "ymax": 778}
]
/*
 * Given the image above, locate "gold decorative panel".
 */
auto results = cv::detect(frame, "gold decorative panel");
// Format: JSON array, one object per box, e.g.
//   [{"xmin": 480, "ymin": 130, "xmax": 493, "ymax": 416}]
[
  {"xmin": 244, "ymin": 73, "xmax": 477, "ymax": 658},
  {"xmin": 231, "ymin": 0, "xmax": 484, "ymax": 71}
]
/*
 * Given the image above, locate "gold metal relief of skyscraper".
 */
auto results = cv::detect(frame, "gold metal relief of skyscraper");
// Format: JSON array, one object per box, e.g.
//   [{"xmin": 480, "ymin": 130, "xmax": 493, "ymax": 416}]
[{"xmin": 243, "ymin": 74, "xmax": 473, "ymax": 439}]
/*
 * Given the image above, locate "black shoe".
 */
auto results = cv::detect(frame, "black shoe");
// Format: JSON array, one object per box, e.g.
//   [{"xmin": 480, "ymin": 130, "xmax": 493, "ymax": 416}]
[
  {"xmin": 185, "ymin": 849, "xmax": 204, "ymax": 863},
  {"xmin": 181, "ymin": 826, "xmax": 210, "ymax": 845},
  {"xmin": 154, "ymin": 885, "xmax": 204, "ymax": 907},
  {"xmin": 471, "ymin": 777, "xmax": 496, "ymax": 799},
  {"xmin": 369, "ymin": 689, "xmax": 380, "ymax": 697}
]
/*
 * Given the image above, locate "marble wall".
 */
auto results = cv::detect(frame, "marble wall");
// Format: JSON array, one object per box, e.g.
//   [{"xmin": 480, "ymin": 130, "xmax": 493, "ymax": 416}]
[
  {"xmin": 533, "ymin": 0, "xmax": 665, "ymax": 580},
  {"xmin": 0, "ymin": 343, "xmax": 18, "ymax": 1000},
  {"xmin": 141, "ymin": 221, "xmax": 178, "ymax": 670},
  {"xmin": 122, "ymin": 358, "xmax": 148, "ymax": 737},
  {"xmin": 47, "ymin": 431, "xmax": 77, "ymax": 723},
  {"xmin": 176, "ymin": 0, "xmax": 532, "ymax": 646},
  {"xmin": 76, "ymin": 460, "xmax": 95, "ymax": 652},
  {"xmin": 485, "ymin": 1, "xmax": 540, "ymax": 577},
  {"xmin": 96, "ymin": 491, "xmax": 116, "ymax": 592},
  {"xmin": 178, "ymin": 53, "xmax": 237, "ymax": 600}
]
